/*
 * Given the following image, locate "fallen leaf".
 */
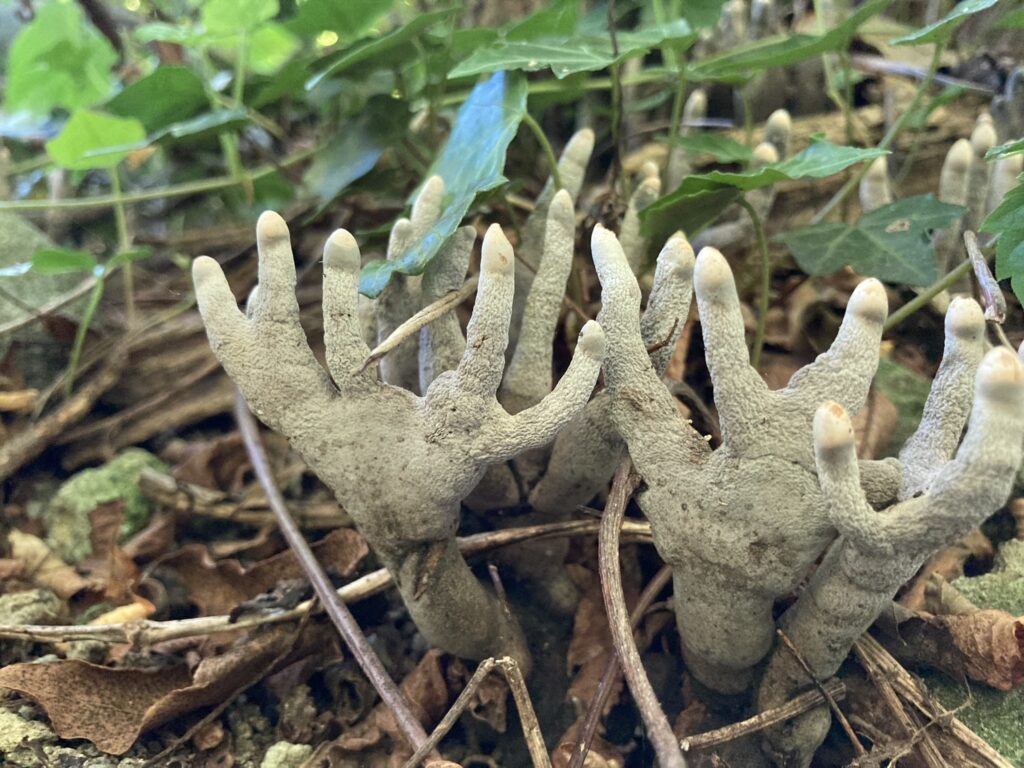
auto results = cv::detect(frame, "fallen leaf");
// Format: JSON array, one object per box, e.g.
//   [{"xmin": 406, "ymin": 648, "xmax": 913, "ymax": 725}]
[
  {"xmin": 551, "ymin": 719, "xmax": 625, "ymax": 768},
  {"xmin": 80, "ymin": 502, "xmax": 138, "ymax": 603},
  {"xmin": 0, "ymin": 622, "xmax": 336, "ymax": 754},
  {"xmin": 6, "ymin": 529, "xmax": 89, "ymax": 599},
  {"xmin": 169, "ymin": 433, "xmax": 250, "ymax": 492},
  {"xmin": 88, "ymin": 595, "xmax": 155, "ymax": 625},
  {"xmin": 159, "ymin": 528, "xmax": 369, "ymax": 616}
]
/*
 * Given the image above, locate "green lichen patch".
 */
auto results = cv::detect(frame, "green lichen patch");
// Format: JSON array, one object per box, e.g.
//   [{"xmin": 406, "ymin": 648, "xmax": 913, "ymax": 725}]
[
  {"xmin": 925, "ymin": 674, "xmax": 1024, "ymax": 767},
  {"xmin": 44, "ymin": 448, "xmax": 167, "ymax": 563},
  {"xmin": 953, "ymin": 539, "xmax": 1024, "ymax": 617}
]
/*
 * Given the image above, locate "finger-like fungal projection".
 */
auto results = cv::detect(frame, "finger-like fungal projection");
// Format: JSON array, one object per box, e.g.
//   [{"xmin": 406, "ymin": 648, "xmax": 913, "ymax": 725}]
[
  {"xmin": 757, "ymin": 307, "xmax": 1024, "ymax": 767},
  {"xmin": 858, "ymin": 155, "xmax": 893, "ymax": 213},
  {"xmin": 593, "ymin": 230, "xmax": 888, "ymax": 694},
  {"xmin": 193, "ymin": 214, "xmax": 605, "ymax": 669}
]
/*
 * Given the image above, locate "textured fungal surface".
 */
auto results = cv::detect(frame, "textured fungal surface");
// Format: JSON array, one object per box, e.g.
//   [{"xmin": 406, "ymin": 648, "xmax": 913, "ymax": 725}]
[
  {"xmin": 757, "ymin": 310, "xmax": 1024, "ymax": 767},
  {"xmin": 192, "ymin": 212, "xmax": 605, "ymax": 667},
  {"xmin": 594, "ymin": 228, "xmax": 889, "ymax": 693}
]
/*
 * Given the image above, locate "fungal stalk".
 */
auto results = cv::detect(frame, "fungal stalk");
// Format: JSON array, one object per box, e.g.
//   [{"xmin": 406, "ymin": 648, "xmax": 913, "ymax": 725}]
[
  {"xmin": 193, "ymin": 214, "xmax": 605, "ymax": 668},
  {"xmin": 593, "ymin": 228, "xmax": 890, "ymax": 694},
  {"xmin": 757, "ymin": 306, "xmax": 1024, "ymax": 767}
]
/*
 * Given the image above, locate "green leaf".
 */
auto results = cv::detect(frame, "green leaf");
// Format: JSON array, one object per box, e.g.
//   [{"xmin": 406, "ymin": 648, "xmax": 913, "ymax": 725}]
[
  {"xmin": 981, "ymin": 181, "xmax": 1024, "ymax": 233},
  {"xmin": 995, "ymin": 5, "xmax": 1024, "ymax": 28},
  {"xmin": 304, "ymin": 99, "xmax": 406, "ymax": 214},
  {"xmin": 449, "ymin": 19, "xmax": 694, "ymax": 80},
  {"xmin": 995, "ymin": 228, "xmax": 1024, "ymax": 305},
  {"xmin": 679, "ymin": 0, "xmax": 730, "ymax": 30},
  {"xmin": 5, "ymin": 2, "xmax": 118, "ymax": 115},
  {"xmin": 505, "ymin": 0, "xmax": 577, "ymax": 40},
  {"xmin": 306, "ymin": 7, "xmax": 458, "ymax": 89},
  {"xmin": 359, "ymin": 71, "xmax": 528, "ymax": 297},
  {"xmin": 892, "ymin": 0, "xmax": 999, "ymax": 45},
  {"xmin": 288, "ymin": 0, "xmax": 394, "ymax": 39},
  {"xmin": 641, "ymin": 187, "xmax": 742, "ymax": 248},
  {"xmin": 660, "ymin": 133, "xmax": 754, "ymax": 163},
  {"xmin": 987, "ymin": 138, "xmax": 1024, "ymax": 161},
  {"xmin": 149, "ymin": 109, "xmax": 250, "ymax": 145},
  {"xmin": 0, "ymin": 248, "xmax": 99, "ymax": 278},
  {"xmin": 243, "ymin": 23, "xmax": 301, "ymax": 75},
  {"xmin": 691, "ymin": 0, "xmax": 889, "ymax": 79},
  {"xmin": 776, "ymin": 195, "xmax": 964, "ymax": 285},
  {"xmin": 45, "ymin": 110, "xmax": 146, "ymax": 171},
  {"xmin": 106, "ymin": 67, "xmax": 209, "ymax": 133},
  {"xmin": 201, "ymin": 0, "xmax": 278, "ymax": 35}
]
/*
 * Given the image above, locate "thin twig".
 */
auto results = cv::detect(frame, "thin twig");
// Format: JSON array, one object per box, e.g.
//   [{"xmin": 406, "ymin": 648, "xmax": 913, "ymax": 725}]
[
  {"xmin": 522, "ymin": 112, "xmax": 562, "ymax": 191},
  {"xmin": 680, "ymin": 680, "xmax": 847, "ymax": 752},
  {"xmin": 569, "ymin": 564, "xmax": 674, "ymax": 768},
  {"xmin": 234, "ymin": 390, "xmax": 433, "ymax": 757},
  {"xmin": 599, "ymin": 463, "xmax": 686, "ymax": 768},
  {"xmin": 646, "ymin": 318, "xmax": 680, "ymax": 355},
  {"xmin": 359, "ymin": 276, "xmax": 478, "ymax": 373},
  {"xmin": 776, "ymin": 628, "xmax": 865, "ymax": 756},
  {"xmin": 963, "ymin": 231, "xmax": 1006, "ymax": 323},
  {"xmin": 402, "ymin": 657, "xmax": 551, "ymax": 768}
]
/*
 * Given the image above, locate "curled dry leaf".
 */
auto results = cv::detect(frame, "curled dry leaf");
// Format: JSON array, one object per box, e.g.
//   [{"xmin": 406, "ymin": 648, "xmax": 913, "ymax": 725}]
[
  {"xmin": 551, "ymin": 719, "xmax": 625, "ymax": 768},
  {"xmin": 158, "ymin": 528, "xmax": 369, "ymax": 615},
  {"xmin": 0, "ymin": 622, "xmax": 335, "ymax": 754},
  {"xmin": 6, "ymin": 529, "xmax": 89, "ymax": 599}
]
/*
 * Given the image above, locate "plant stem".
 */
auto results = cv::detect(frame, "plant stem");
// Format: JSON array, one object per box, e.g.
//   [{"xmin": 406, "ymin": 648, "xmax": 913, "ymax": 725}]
[
  {"xmin": 607, "ymin": 0, "xmax": 625, "ymax": 191},
  {"xmin": 883, "ymin": 259, "xmax": 971, "ymax": 331},
  {"xmin": 665, "ymin": 67, "xmax": 688, "ymax": 175},
  {"xmin": 64, "ymin": 278, "xmax": 105, "ymax": 397},
  {"xmin": 109, "ymin": 168, "xmax": 135, "ymax": 328},
  {"xmin": 811, "ymin": 41, "xmax": 945, "ymax": 225},
  {"xmin": 739, "ymin": 196, "xmax": 770, "ymax": 368},
  {"xmin": 0, "ymin": 146, "xmax": 317, "ymax": 212},
  {"xmin": 522, "ymin": 112, "xmax": 562, "ymax": 191}
]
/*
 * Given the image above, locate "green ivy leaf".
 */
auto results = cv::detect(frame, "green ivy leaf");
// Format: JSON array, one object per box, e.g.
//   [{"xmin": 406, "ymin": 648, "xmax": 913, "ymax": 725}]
[
  {"xmin": 987, "ymin": 138, "xmax": 1024, "ymax": 161},
  {"xmin": 642, "ymin": 139, "xmax": 886, "ymax": 243},
  {"xmin": 306, "ymin": 8, "xmax": 458, "ymax": 89},
  {"xmin": 659, "ymin": 133, "xmax": 754, "ymax": 163},
  {"xmin": 5, "ymin": 2, "xmax": 118, "ymax": 116},
  {"xmin": 892, "ymin": 0, "xmax": 999, "ymax": 45},
  {"xmin": 678, "ymin": 0, "xmax": 730, "ymax": 30},
  {"xmin": 45, "ymin": 110, "xmax": 147, "ymax": 171},
  {"xmin": 0, "ymin": 248, "xmax": 98, "ymax": 278},
  {"xmin": 449, "ymin": 19, "xmax": 694, "ymax": 79},
  {"xmin": 981, "ymin": 181, "xmax": 1024, "ymax": 234},
  {"xmin": 359, "ymin": 71, "xmax": 528, "ymax": 298},
  {"xmin": 288, "ymin": 0, "xmax": 394, "ymax": 39},
  {"xmin": 201, "ymin": 0, "xmax": 278, "ymax": 35},
  {"xmin": 304, "ymin": 99, "xmax": 406, "ymax": 214},
  {"xmin": 505, "ymin": 0, "xmax": 577, "ymax": 40},
  {"xmin": 106, "ymin": 67, "xmax": 209, "ymax": 133},
  {"xmin": 690, "ymin": 0, "xmax": 888, "ymax": 80},
  {"xmin": 776, "ymin": 195, "xmax": 964, "ymax": 285}
]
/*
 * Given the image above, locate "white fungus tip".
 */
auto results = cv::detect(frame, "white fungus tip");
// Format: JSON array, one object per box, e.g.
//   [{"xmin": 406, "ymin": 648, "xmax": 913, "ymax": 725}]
[
  {"xmin": 639, "ymin": 176, "xmax": 662, "ymax": 196},
  {"xmin": 752, "ymin": 142, "xmax": 779, "ymax": 167},
  {"xmin": 977, "ymin": 347, "xmax": 1024, "ymax": 401},
  {"xmin": 323, "ymin": 229, "xmax": 360, "ymax": 272},
  {"xmin": 945, "ymin": 296, "xmax": 984, "ymax": 340},
  {"xmin": 566, "ymin": 128, "xmax": 596, "ymax": 158},
  {"xmin": 766, "ymin": 109, "xmax": 792, "ymax": 134},
  {"xmin": 192, "ymin": 255, "xmax": 223, "ymax": 287},
  {"xmin": 866, "ymin": 155, "xmax": 889, "ymax": 180},
  {"xmin": 257, "ymin": 210, "xmax": 289, "ymax": 241},
  {"xmin": 971, "ymin": 122, "xmax": 997, "ymax": 155},
  {"xmin": 945, "ymin": 139, "xmax": 973, "ymax": 172},
  {"xmin": 591, "ymin": 225, "xmax": 629, "ymax": 273},
  {"xmin": 694, "ymin": 247, "xmax": 733, "ymax": 294},
  {"xmin": 659, "ymin": 235, "xmax": 695, "ymax": 277},
  {"xmin": 846, "ymin": 278, "xmax": 887, "ymax": 323},
  {"xmin": 481, "ymin": 224, "xmax": 514, "ymax": 275},
  {"xmin": 550, "ymin": 187, "xmax": 574, "ymax": 215},
  {"xmin": 813, "ymin": 401, "xmax": 854, "ymax": 452},
  {"xmin": 578, "ymin": 320, "xmax": 606, "ymax": 360},
  {"xmin": 640, "ymin": 160, "xmax": 660, "ymax": 180}
]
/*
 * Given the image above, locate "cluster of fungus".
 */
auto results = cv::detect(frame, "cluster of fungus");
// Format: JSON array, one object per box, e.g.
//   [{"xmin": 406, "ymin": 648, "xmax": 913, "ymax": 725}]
[{"xmin": 194, "ymin": 120, "xmax": 1024, "ymax": 766}]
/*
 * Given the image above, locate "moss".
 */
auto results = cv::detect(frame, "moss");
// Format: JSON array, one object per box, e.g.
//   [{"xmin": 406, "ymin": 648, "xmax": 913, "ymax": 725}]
[
  {"xmin": 925, "ymin": 675, "xmax": 1024, "ymax": 767},
  {"xmin": 260, "ymin": 742, "xmax": 313, "ymax": 768},
  {"xmin": 953, "ymin": 539, "xmax": 1024, "ymax": 615},
  {"xmin": 44, "ymin": 449, "xmax": 167, "ymax": 563}
]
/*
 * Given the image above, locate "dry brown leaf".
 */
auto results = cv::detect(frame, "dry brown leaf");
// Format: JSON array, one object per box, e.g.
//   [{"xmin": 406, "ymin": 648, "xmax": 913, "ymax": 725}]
[
  {"xmin": 900, "ymin": 529, "xmax": 993, "ymax": 612},
  {"xmin": 6, "ymin": 529, "xmax": 89, "ymax": 599},
  {"xmin": 551, "ymin": 719, "xmax": 625, "ymax": 768},
  {"xmin": 0, "ymin": 622, "xmax": 334, "ymax": 754},
  {"xmin": 159, "ymin": 528, "xmax": 368, "ymax": 615},
  {"xmin": 80, "ymin": 502, "xmax": 139, "ymax": 603},
  {"xmin": 169, "ymin": 433, "xmax": 250, "ymax": 492},
  {"xmin": 883, "ymin": 608, "xmax": 1024, "ymax": 690}
]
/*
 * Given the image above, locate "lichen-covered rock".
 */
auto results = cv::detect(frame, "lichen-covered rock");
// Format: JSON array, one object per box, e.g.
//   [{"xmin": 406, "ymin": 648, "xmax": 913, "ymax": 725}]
[
  {"xmin": 44, "ymin": 448, "xmax": 167, "ymax": 563},
  {"xmin": 0, "ymin": 707, "xmax": 56, "ymax": 766}
]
